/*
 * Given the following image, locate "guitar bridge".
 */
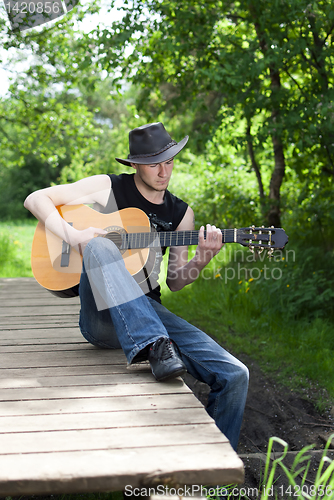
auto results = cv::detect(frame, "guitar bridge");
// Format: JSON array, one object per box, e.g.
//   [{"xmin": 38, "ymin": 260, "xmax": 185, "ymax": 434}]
[{"xmin": 60, "ymin": 223, "xmax": 73, "ymax": 267}]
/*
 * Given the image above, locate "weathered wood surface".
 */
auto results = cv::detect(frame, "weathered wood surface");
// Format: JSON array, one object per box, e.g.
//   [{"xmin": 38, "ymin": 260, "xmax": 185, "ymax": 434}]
[{"xmin": 0, "ymin": 278, "xmax": 244, "ymax": 496}]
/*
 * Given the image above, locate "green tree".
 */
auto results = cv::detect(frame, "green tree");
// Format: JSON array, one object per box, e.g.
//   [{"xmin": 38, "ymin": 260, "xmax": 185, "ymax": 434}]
[
  {"xmin": 0, "ymin": 2, "xmax": 107, "ymax": 218},
  {"xmin": 92, "ymin": 0, "xmax": 334, "ymax": 227}
]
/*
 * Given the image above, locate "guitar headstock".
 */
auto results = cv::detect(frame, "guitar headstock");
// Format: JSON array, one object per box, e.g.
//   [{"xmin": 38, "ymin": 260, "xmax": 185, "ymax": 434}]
[{"xmin": 237, "ymin": 226, "xmax": 288, "ymax": 251}]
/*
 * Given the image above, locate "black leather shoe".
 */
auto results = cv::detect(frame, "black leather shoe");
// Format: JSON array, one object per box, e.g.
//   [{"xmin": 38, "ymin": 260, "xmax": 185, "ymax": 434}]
[{"xmin": 148, "ymin": 338, "xmax": 186, "ymax": 381}]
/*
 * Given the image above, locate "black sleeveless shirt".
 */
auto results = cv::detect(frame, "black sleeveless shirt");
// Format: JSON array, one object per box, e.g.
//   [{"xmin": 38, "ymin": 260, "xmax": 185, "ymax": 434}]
[{"xmin": 102, "ymin": 173, "xmax": 188, "ymax": 302}]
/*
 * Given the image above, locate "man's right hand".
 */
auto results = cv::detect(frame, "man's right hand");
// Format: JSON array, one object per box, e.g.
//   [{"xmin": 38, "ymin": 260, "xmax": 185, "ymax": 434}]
[{"xmin": 69, "ymin": 227, "xmax": 107, "ymax": 255}]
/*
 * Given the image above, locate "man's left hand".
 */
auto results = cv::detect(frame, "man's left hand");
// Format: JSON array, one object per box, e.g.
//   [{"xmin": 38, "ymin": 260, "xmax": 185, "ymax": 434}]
[{"xmin": 195, "ymin": 224, "xmax": 224, "ymax": 267}]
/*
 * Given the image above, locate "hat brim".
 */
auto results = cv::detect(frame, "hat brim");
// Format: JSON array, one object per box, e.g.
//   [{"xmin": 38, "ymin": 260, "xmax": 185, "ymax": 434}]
[{"xmin": 115, "ymin": 136, "xmax": 189, "ymax": 166}]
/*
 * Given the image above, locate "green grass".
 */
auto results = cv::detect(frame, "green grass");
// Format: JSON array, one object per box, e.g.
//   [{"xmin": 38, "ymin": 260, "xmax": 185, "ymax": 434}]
[
  {"xmin": 210, "ymin": 434, "xmax": 334, "ymax": 500},
  {"xmin": 0, "ymin": 219, "xmax": 36, "ymax": 277},
  {"xmin": 160, "ymin": 243, "xmax": 334, "ymax": 410}
]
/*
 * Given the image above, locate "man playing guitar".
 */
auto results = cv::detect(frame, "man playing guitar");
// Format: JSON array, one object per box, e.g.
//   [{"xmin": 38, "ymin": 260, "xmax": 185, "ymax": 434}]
[{"xmin": 24, "ymin": 122, "xmax": 249, "ymax": 451}]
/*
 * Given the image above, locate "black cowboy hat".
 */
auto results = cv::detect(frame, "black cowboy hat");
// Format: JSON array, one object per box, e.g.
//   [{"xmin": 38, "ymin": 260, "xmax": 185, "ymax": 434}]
[{"xmin": 115, "ymin": 122, "xmax": 188, "ymax": 166}]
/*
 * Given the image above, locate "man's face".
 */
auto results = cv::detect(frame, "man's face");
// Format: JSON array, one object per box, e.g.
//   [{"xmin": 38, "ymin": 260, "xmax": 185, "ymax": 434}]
[{"xmin": 132, "ymin": 158, "xmax": 174, "ymax": 192}]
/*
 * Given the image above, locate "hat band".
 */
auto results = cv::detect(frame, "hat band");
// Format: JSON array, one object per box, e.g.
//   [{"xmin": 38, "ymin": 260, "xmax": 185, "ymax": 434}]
[{"xmin": 128, "ymin": 140, "xmax": 177, "ymax": 160}]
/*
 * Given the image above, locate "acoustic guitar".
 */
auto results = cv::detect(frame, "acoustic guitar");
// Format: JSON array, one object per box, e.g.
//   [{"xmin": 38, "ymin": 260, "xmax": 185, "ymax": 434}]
[{"xmin": 31, "ymin": 204, "xmax": 288, "ymax": 297}]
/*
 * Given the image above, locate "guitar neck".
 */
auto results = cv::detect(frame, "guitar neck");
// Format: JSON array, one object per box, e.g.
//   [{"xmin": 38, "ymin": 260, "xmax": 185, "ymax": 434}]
[{"xmin": 120, "ymin": 229, "xmax": 239, "ymax": 250}]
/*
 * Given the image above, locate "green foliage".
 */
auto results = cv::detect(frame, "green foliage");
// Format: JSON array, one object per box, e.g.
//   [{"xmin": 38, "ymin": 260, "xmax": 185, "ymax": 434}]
[
  {"xmin": 170, "ymin": 152, "xmax": 263, "ymax": 229},
  {"xmin": 0, "ymin": 221, "xmax": 35, "ymax": 277},
  {"xmin": 260, "ymin": 435, "xmax": 334, "ymax": 500},
  {"xmin": 283, "ymin": 179, "xmax": 334, "ymax": 248},
  {"xmin": 91, "ymin": 0, "xmax": 334, "ymax": 226},
  {"xmin": 0, "ymin": 74, "xmax": 143, "ymax": 218},
  {"xmin": 58, "ymin": 100, "xmax": 145, "ymax": 183},
  {"xmin": 0, "ymin": 0, "xmax": 112, "ymax": 218},
  {"xmin": 207, "ymin": 436, "xmax": 334, "ymax": 499}
]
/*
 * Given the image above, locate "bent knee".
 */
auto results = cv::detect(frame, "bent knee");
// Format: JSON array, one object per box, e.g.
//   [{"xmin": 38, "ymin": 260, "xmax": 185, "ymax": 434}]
[
  {"xmin": 84, "ymin": 237, "xmax": 121, "ymax": 261},
  {"xmin": 219, "ymin": 360, "xmax": 249, "ymax": 389},
  {"xmin": 237, "ymin": 362, "xmax": 249, "ymax": 385}
]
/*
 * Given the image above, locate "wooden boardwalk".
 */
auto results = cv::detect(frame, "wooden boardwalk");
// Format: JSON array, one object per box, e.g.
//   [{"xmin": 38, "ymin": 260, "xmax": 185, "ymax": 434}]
[{"xmin": 0, "ymin": 278, "xmax": 244, "ymax": 496}]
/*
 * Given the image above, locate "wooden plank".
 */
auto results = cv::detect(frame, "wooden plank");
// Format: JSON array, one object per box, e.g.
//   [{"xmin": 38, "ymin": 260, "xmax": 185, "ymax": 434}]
[
  {"xmin": 0, "ymin": 291, "xmax": 79, "ymax": 300},
  {"xmin": 0, "ymin": 282, "xmax": 51, "ymax": 290},
  {"xmin": 0, "ymin": 305, "xmax": 80, "ymax": 317},
  {"xmin": 0, "ymin": 443, "xmax": 244, "ymax": 496},
  {"xmin": 0, "ymin": 316, "xmax": 79, "ymax": 327},
  {"xmin": 0, "ymin": 338, "xmax": 83, "ymax": 345},
  {"xmin": 0, "ymin": 284, "xmax": 78, "ymax": 293},
  {"xmin": 0, "ymin": 363, "xmax": 148, "ymax": 379},
  {"xmin": 0, "ymin": 340, "xmax": 84, "ymax": 346},
  {"xmin": 0, "ymin": 407, "xmax": 211, "ymax": 433},
  {"xmin": 0, "ymin": 339, "xmax": 86, "ymax": 346},
  {"xmin": 0, "ymin": 327, "xmax": 83, "ymax": 340},
  {"xmin": 0, "ymin": 298, "xmax": 79, "ymax": 307},
  {"xmin": 0, "ymin": 422, "xmax": 227, "ymax": 454},
  {"xmin": 0, "ymin": 349, "xmax": 129, "ymax": 369},
  {"xmin": 0, "ymin": 379, "xmax": 190, "ymax": 402},
  {"xmin": 0, "ymin": 283, "xmax": 55, "ymax": 291},
  {"xmin": 0, "ymin": 393, "xmax": 202, "ymax": 416},
  {"xmin": 0, "ymin": 371, "xmax": 157, "ymax": 388},
  {"xmin": 0, "ymin": 278, "xmax": 43, "ymax": 288},
  {"xmin": 0, "ymin": 290, "xmax": 55, "ymax": 298},
  {"xmin": 0, "ymin": 343, "xmax": 97, "ymax": 352}
]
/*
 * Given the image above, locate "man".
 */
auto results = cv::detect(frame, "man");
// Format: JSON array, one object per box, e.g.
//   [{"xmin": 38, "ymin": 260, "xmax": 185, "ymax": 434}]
[{"xmin": 24, "ymin": 122, "xmax": 248, "ymax": 451}]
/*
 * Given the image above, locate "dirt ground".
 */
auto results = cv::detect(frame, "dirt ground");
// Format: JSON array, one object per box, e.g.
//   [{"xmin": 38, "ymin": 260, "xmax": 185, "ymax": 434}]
[{"xmin": 185, "ymin": 352, "xmax": 334, "ymax": 496}]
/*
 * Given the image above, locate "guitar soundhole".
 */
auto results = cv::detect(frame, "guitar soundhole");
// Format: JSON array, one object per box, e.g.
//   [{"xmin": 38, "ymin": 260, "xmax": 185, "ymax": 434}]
[{"xmin": 103, "ymin": 226, "xmax": 127, "ymax": 254}]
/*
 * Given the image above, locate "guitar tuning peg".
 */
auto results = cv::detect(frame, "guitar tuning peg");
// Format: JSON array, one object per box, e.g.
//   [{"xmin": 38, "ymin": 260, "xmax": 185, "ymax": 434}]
[
  {"xmin": 268, "ymin": 248, "xmax": 274, "ymax": 258},
  {"xmin": 249, "ymin": 245, "xmax": 255, "ymax": 254},
  {"xmin": 270, "ymin": 225, "xmax": 274, "ymax": 228}
]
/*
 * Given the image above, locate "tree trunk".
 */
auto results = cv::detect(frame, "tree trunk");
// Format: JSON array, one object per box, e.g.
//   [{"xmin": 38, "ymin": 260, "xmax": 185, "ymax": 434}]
[
  {"xmin": 268, "ymin": 69, "xmax": 286, "ymax": 228},
  {"xmin": 269, "ymin": 131, "xmax": 286, "ymax": 227},
  {"xmin": 250, "ymin": 3, "xmax": 286, "ymax": 227}
]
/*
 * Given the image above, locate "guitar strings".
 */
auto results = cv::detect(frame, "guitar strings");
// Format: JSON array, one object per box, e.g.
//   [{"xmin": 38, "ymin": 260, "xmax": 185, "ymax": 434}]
[{"xmin": 116, "ymin": 228, "xmax": 272, "ymax": 250}]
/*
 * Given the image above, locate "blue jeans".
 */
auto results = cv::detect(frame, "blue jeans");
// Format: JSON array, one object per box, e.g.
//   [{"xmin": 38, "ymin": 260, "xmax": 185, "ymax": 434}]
[{"xmin": 79, "ymin": 238, "xmax": 249, "ymax": 451}]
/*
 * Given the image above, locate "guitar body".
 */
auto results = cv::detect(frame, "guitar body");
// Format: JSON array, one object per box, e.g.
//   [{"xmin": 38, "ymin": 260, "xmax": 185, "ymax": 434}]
[{"xmin": 31, "ymin": 205, "xmax": 155, "ymax": 295}]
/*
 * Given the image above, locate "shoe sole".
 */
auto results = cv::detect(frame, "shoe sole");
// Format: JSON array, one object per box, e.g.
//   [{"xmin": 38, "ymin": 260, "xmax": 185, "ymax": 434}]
[{"xmin": 154, "ymin": 367, "xmax": 187, "ymax": 382}]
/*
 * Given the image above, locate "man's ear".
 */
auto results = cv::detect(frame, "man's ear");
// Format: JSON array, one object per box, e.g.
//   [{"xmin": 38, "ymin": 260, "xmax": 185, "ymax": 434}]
[{"xmin": 130, "ymin": 163, "xmax": 138, "ymax": 171}]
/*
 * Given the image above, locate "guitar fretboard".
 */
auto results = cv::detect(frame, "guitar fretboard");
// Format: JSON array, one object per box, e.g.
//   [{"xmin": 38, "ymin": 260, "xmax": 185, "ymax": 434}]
[{"xmin": 119, "ymin": 229, "xmax": 244, "ymax": 250}]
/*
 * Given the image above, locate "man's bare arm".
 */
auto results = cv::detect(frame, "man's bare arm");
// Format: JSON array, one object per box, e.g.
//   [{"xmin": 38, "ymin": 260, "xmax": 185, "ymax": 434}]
[{"xmin": 24, "ymin": 175, "xmax": 111, "ymax": 251}]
